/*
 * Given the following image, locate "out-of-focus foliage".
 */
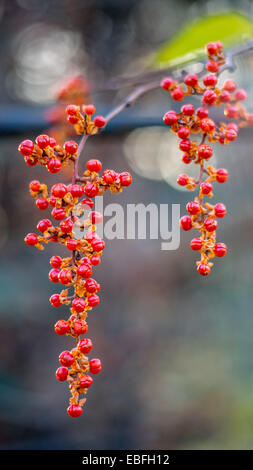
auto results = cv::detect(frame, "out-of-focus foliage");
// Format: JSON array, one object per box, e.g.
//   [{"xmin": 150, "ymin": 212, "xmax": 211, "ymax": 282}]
[{"xmin": 154, "ymin": 12, "xmax": 253, "ymax": 67}]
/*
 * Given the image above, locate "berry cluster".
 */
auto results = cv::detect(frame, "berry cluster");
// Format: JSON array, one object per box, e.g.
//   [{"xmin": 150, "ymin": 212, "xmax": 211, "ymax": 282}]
[
  {"xmin": 66, "ymin": 104, "xmax": 106, "ymax": 135},
  {"xmin": 162, "ymin": 41, "xmax": 253, "ymax": 276},
  {"xmin": 19, "ymin": 124, "xmax": 132, "ymax": 417}
]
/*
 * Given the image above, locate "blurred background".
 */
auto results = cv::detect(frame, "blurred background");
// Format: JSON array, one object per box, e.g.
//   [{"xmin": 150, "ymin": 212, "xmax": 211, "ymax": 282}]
[{"xmin": 1, "ymin": 0, "xmax": 253, "ymax": 450}]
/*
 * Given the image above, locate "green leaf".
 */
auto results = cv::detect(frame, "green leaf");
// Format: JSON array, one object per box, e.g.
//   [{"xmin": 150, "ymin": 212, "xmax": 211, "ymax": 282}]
[{"xmin": 154, "ymin": 12, "xmax": 253, "ymax": 67}]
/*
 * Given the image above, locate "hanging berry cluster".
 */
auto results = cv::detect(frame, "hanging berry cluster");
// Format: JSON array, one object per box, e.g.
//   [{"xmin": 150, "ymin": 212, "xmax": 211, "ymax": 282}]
[
  {"xmin": 162, "ymin": 41, "xmax": 253, "ymax": 276},
  {"xmin": 18, "ymin": 112, "xmax": 132, "ymax": 417}
]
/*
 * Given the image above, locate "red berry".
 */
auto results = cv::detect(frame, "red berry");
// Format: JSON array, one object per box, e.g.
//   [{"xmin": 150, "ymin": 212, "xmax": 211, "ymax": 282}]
[
  {"xmin": 225, "ymin": 129, "xmax": 237, "ymax": 142},
  {"xmin": 51, "ymin": 208, "xmax": 66, "ymax": 220},
  {"xmin": 84, "ymin": 183, "xmax": 99, "ymax": 198},
  {"xmin": 50, "ymin": 255, "xmax": 62, "ymax": 268},
  {"xmin": 36, "ymin": 198, "xmax": 49, "ymax": 210},
  {"xmin": 216, "ymin": 168, "xmax": 228, "ymax": 183},
  {"xmin": 84, "ymin": 104, "xmax": 96, "ymax": 115},
  {"xmin": 59, "ymin": 350, "xmax": 74, "ymax": 367},
  {"xmin": 204, "ymin": 218, "xmax": 218, "ymax": 232},
  {"xmin": 225, "ymin": 105, "xmax": 237, "ymax": 119},
  {"xmin": 180, "ymin": 215, "xmax": 192, "ymax": 231},
  {"xmin": 54, "ymin": 320, "xmax": 70, "ymax": 335},
  {"xmin": 206, "ymin": 60, "xmax": 219, "ymax": 73},
  {"xmin": 70, "ymin": 184, "xmax": 84, "ymax": 198},
  {"xmin": 59, "ymin": 269, "xmax": 72, "ymax": 285},
  {"xmin": 85, "ymin": 278, "xmax": 99, "ymax": 293},
  {"xmin": 66, "ymin": 239, "xmax": 78, "ymax": 251},
  {"xmin": 177, "ymin": 127, "xmax": 190, "ymax": 139},
  {"xmin": 235, "ymin": 89, "xmax": 247, "ymax": 101},
  {"xmin": 47, "ymin": 157, "xmax": 61, "ymax": 174},
  {"xmin": 50, "ymin": 294, "xmax": 61, "ymax": 307},
  {"xmin": 197, "ymin": 144, "xmax": 213, "ymax": 160},
  {"xmin": 18, "ymin": 139, "xmax": 34, "ymax": 156},
  {"xmin": 81, "ymin": 198, "xmax": 94, "ymax": 209},
  {"xmin": 186, "ymin": 201, "xmax": 200, "ymax": 215},
  {"xmin": 184, "ymin": 74, "xmax": 198, "ymax": 87},
  {"xmin": 36, "ymin": 134, "xmax": 50, "ymax": 149},
  {"xmin": 223, "ymin": 79, "xmax": 236, "ymax": 92},
  {"xmin": 29, "ymin": 180, "xmax": 40, "ymax": 192},
  {"xmin": 227, "ymin": 122, "xmax": 239, "ymax": 132},
  {"xmin": 89, "ymin": 211, "xmax": 103, "ymax": 224},
  {"xmin": 161, "ymin": 77, "xmax": 173, "ymax": 90},
  {"xmin": 214, "ymin": 203, "xmax": 227, "ymax": 218},
  {"xmin": 196, "ymin": 107, "xmax": 209, "ymax": 119},
  {"xmin": 171, "ymin": 87, "xmax": 184, "ymax": 101},
  {"xmin": 79, "ymin": 375, "xmax": 93, "ymax": 389},
  {"xmin": 200, "ymin": 181, "xmax": 212, "ymax": 194},
  {"xmin": 89, "ymin": 358, "xmax": 102, "ymax": 374},
  {"xmin": 102, "ymin": 169, "xmax": 118, "ymax": 184},
  {"xmin": 91, "ymin": 238, "xmax": 105, "ymax": 252},
  {"xmin": 90, "ymin": 254, "xmax": 101, "ymax": 266},
  {"xmin": 51, "ymin": 183, "xmax": 68, "ymax": 198},
  {"xmin": 25, "ymin": 233, "xmax": 38, "ymax": 246},
  {"xmin": 181, "ymin": 104, "xmax": 195, "ymax": 116},
  {"xmin": 72, "ymin": 298, "xmax": 86, "ymax": 313},
  {"xmin": 60, "ymin": 218, "xmax": 73, "ymax": 234},
  {"xmin": 200, "ymin": 118, "xmax": 215, "ymax": 133},
  {"xmin": 177, "ymin": 174, "xmax": 189, "ymax": 186},
  {"xmin": 216, "ymin": 41, "xmax": 223, "ymax": 50},
  {"xmin": 203, "ymin": 74, "xmax": 217, "ymax": 87},
  {"xmin": 219, "ymin": 90, "xmax": 231, "ymax": 103},
  {"xmin": 49, "ymin": 268, "xmax": 60, "ymax": 283},
  {"xmin": 163, "ymin": 111, "xmax": 178, "ymax": 125},
  {"xmin": 197, "ymin": 263, "xmax": 211, "ymax": 276},
  {"xmin": 214, "ymin": 242, "xmax": 227, "ymax": 257},
  {"xmin": 77, "ymin": 264, "xmax": 92, "ymax": 278},
  {"xmin": 24, "ymin": 156, "xmax": 37, "ymax": 166},
  {"xmin": 181, "ymin": 154, "xmax": 192, "ymax": 164},
  {"xmin": 67, "ymin": 404, "xmax": 83, "ymax": 418},
  {"xmin": 94, "ymin": 115, "xmax": 106, "ymax": 127},
  {"xmin": 88, "ymin": 294, "xmax": 100, "ymax": 307},
  {"xmin": 190, "ymin": 238, "xmax": 202, "ymax": 251},
  {"xmin": 206, "ymin": 42, "xmax": 218, "ymax": 56},
  {"xmin": 68, "ymin": 115, "xmax": 79, "ymax": 124},
  {"xmin": 64, "ymin": 140, "xmax": 78, "ymax": 155},
  {"xmin": 86, "ymin": 159, "xmax": 102, "ymax": 172},
  {"xmin": 56, "ymin": 367, "xmax": 68, "ymax": 381},
  {"xmin": 202, "ymin": 89, "xmax": 217, "ymax": 105},
  {"xmin": 66, "ymin": 104, "xmax": 79, "ymax": 115},
  {"xmin": 179, "ymin": 139, "xmax": 191, "ymax": 152},
  {"xmin": 72, "ymin": 320, "xmax": 88, "ymax": 335},
  {"xmin": 120, "ymin": 172, "xmax": 132, "ymax": 187},
  {"xmin": 49, "ymin": 137, "xmax": 56, "ymax": 148},
  {"xmin": 37, "ymin": 219, "xmax": 52, "ymax": 232},
  {"xmin": 78, "ymin": 338, "xmax": 93, "ymax": 354}
]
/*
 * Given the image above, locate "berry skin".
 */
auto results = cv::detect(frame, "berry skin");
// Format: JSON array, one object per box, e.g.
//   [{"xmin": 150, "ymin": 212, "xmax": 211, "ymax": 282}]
[
  {"xmin": 177, "ymin": 174, "xmax": 189, "ymax": 186},
  {"xmin": 64, "ymin": 141, "xmax": 78, "ymax": 155},
  {"xmin": 59, "ymin": 350, "xmax": 74, "ymax": 367},
  {"xmin": 86, "ymin": 159, "xmax": 102, "ymax": 172},
  {"xmin": 190, "ymin": 238, "xmax": 202, "ymax": 251},
  {"xmin": 77, "ymin": 264, "xmax": 93, "ymax": 278},
  {"xmin": 85, "ymin": 278, "xmax": 99, "ymax": 293},
  {"xmin": 51, "ymin": 183, "xmax": 68, "ymax": 198},
  {"xmin": 36, "ymin": 198, "xmax": 49, "ymax": 210},
  {"xmin": 171, "ymin": 87, "xmax": 184, "ymax": 101},
  {"xmin": 225, "ymin": 129, "xmax": 237, "ymax": 141},
  {"xmin": 36, "ymin": 134, "xmax": 50, "ymax": 149},
  {"xmin": 67, "ymin": 405, "xmax": 83, "ymax": 418},
  {"xmin": 235, "ymin": 89, "xmax": 247, "ymax": 101},
  {"xmin": 52, "ymin": 208, "xmax": 66, "ymax": 220},
  {"xmin": 200, "ymin": 118, "xmax": 215, "ymax": 133},
  {"xmin": 197, "ymin": 263, "xmax": 211, "ymax": 276},
  {"xmin": 24, "ymin": 156, "xmax": 37, "ymax": 166},
  {"xmin": 78, "ymin": 338, "xmax": 93, "ymax": 354},
  {"xmin": 56, "ymin": 367, "xmax": 68, "ymax": 382},
  {"xmin": 70, "ymin": 184, "xmax": 84, "ymax": 198},
  {"xmin": 60, "ymin": 218, "xmax": 73, "ymax": 234},
  {"xmin": 197, "ymin": 144, "xmax": 213, "ymax": 160},
  {"xmin": 90, "ymin": 255, "xmax": 101, "ymax": 266},
  {"xmin": 25, "ymin": 233, "xmax": 38, "ymax": 246},
  {"xmin": 66, "ymin": 239, "xmax": 78, "ymax": 251},
  {"xmin": 206, "ymin": 42, "xmax": 218, "ymax": 55},
  {"xmin": 179, "ymin": 139, "xmax": 191, "ymax": 153},
  {"xmin": 216, "ymin": 168, "xmax": 228, "ymax": 183},
  {"xmin": 50, "ymin": 294, "xmax": 61, "ymax": 307},
  {"xmin": 84, "ymin": 104, "xmax": 96, "ymax": 115},
  {"xmin": 196, "ymin": 107, "xmax": 209, "ymax": 119},
  {"xmin": 214, "ymin": 242, "xmax": 227, "ymax": 257},
  {"xmin": 163, "ymin": 111, "xmax": 178, "ymax": 125},
  {"xmin": 184, "ymin": 74, "xmax": 198, "ymax": 87},
  {"xmin": 54, "ymin": 320, "xmax": 70, "ymax": 335},
  {"xmin": 88, "ymin": 294, "xmax": 100, "ymax": 307},
  {"xmin": 37, "ymin": 219, "xmax": 52, "ymax": 233},
  {"xmin": 49, "ymin": 268, "xmax": 60, "ymax": 283},
  {"xmin": 219, "ymin": 90, "xmax": 231, "ymax": 103},
  {"xmin": 72, "ymin": 320, "xmax": 88, "ymax": 335},
  {"xmin": 177, "ymin": 127, "xmax": 190, "ymax": 139},
  {"xmin": 50, "ymin": 256, "xmax": 62, "ymax": 268},
  {"xmin": 203, "ymin": 74, "xmax": 218, "ymax": 87},
  {"xmin": 206, "ymin": 60, "xmax": 219, "ymax": 73},
  {"xmin": 89, "ymin": 211, "xmax": 103, "ymax": 224},
  {"xmin": 94, "ymin": 115, "xmax": 106, "ymax": 127},
  {"xmin": 47, "ymin": 158, "xmax": 61, "ymax": 173},
  {"xmin": 182, "ymin": 154, "xmax": 192, "ymax": 164},
  {"xmin": 18, "ymin": 139, "xmax": 34, "ymax": 156},
  {"xmin": 68, "ymin": 115, "xmax": 79, "ymax": 124},
  {"xmin": 215, "ymin": 203, "xmax": 227, "ymax": 218},
  {"xmin": 81, "ymin": 198, "xmax": 94, "ymax": 209},
  {"xmin": 180, "ymin": 216, "xmax": 192, "ymax": 231},
  {"xmin": 84, "ymin": 183, "xmax": 99, "ymax": 198},
  {"xmin": 204, "ymin": 218, "xmax": 218, "ymax": 232},
  {"xmin": 79, "ymin": 375, "xmax": 93, "ymax": 389},
  {"xmin": 202, "ymin": 89, "xmax": 217, "ymax": 105},
  {"xmin": 161, "ymin": 77, "xmax": 173, "ymax": 90},
  {"xmin": 200, "ymin": 181, "xmax": 212, "ymax": 194},
  {"xmin": 186, "ymin": 201, "xmax": 200, "ymax": 215},
  {"xmin": 102, "ymin": 169, "xmax": 118, "ymax": 184},
  {"xmin": 66, "ymin": 104, "xmax": 79, "ymax": 116},
  {"xmin": 225, "ymin": 105, "xmax": 237, "ymax": 119},
  {"xmin": 59, "ymin": 269, "xmax": 72, "ymax": 285},
  {"xmin": 181, "ymin": 104, "xmax": 195, "ymax": 116},
  {"xmin": 29, "ymin": 180, "xmax": 40, "ymax": 192},
  {"xmin": 91, "ymin": 238, "xmax": 105, "ymax": 252},
  {"xmin": 223, "ymin": 79, "xmax": 236, "ymax": 92},
  {"xmin": 72, "ymin": 298, "xmax": 86, "ymax": 313},
  {"xmin": 120, "ymin": 172, "xmax": 132, "ymax": 187},
  {"xmin": 89, "ymin": 358, "xmax": 102, "ymax": 374},
  {"xmin": 49, "ymin": 137, "xmax": 56, "ymax": 148}
]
